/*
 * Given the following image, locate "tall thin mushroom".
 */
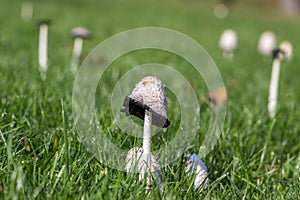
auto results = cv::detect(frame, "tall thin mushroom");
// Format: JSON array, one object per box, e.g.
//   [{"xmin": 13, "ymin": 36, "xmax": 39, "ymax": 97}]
[
  {"xmin": 121, "ymin": 76, "xmax": 170, "ymax": 193},
  {"xmin": 70, "ymin": 27, "xmax": 91, "ymax": 73},
  {"xmin": 37, "ymin": 19, "xmax": 51, "ymax": 79},
  {"xmin": 268, "ymin": 41, "xmax": 293, "ymax": 118}
]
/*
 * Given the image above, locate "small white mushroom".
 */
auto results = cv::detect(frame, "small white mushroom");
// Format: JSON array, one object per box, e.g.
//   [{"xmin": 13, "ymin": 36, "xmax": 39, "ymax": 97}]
[
  {"xmin": 21, "ymin": 1, "xmax": 33, "ymax": 21},
  {"xmin": 121, "ymin": 76, "xmax": 169, "ymax": 193},
  {"xmin": 70, "ymin": 27, "xmax": 91, "ymax": 73},
  {"xmin": 257, "ymin": 31, "xmax": 276, "ymax": 56},
  {"xmin": 184, "ymin": 153, "xmax": 208, "ymax": 192},
  {"xmin": 219, "ymin": 29, "xmax": 237, "ymax": 59},
  {"xmin": 38, "ymin": 19, "xmax": 51, "ymax": 79},
  {"xmin": 279, "ymin": 40, "xmax": 293, "ymax": 60},
  {"xmin": 268, "ymin": 41, "xmax": 293, "ymax": 118},
  {"xmin": 214, "ymin": 3, "xmax": 229, "ymax": 19}
]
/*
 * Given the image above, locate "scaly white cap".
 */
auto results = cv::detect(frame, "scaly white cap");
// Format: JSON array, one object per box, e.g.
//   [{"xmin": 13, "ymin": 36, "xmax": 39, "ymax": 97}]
[
  {"xmin": 70, "ymin": 27, "xmax": 92, "ymax": 39},
  {"xmin": 121, "ymin": 76, "xmax": 170, "ymax": 128}
]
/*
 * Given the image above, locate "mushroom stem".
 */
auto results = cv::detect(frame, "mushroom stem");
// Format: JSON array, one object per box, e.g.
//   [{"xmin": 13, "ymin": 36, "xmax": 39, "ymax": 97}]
[
  {"xmin": 142, "ymin": 110, "xmax": 152, "ymax": 155},
  {"xmin": 268, "ymin": 58, "xmax": 281, "ymax": 118},
  {"xmin": 38, "ymin": 23, "xmax": 48, "ymax": 74},
  {"xmin": 70, "ymin": 37, "xmax": 83, "ymax": 72}
]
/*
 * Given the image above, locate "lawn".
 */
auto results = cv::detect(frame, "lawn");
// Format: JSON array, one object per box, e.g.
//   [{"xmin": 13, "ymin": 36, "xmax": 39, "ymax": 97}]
[{"xmin": 0, "ymin": 0, "xmax": 300, "ymax": 199}]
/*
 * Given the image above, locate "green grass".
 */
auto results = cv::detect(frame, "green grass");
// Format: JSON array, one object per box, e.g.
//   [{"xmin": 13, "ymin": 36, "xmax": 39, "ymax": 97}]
[{"xmin": 1, "ymin": 0, "xmax": 300, "ymax": 199}]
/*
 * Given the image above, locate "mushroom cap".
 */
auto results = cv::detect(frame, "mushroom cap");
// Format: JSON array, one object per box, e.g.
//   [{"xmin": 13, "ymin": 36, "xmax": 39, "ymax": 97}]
[
  {"xmin": 70, "ymin": 26, "xmax": 92, "ymax": 39},
  {"xmin": 257, "ymin": 31, "xmax": 276, "ymax": 56},
  {"xmin": 279, "ymin": 40, "xmax": 293, "ymax": 60},
  {"xmin": 219, "ymin": 29, "xmax": 237, "ymax": 52},
  {"xmin": 272, "ymin": 41, "xmax": 293, "ymax": 60},
  {"xmin": 121, "ymin": 76, "xmax": 170, "ymax": 128},
  {"xmin": 214, "ymin": 3, "xmax": 229, "ymax": 19},
  {"xmin": 37, "ymin": 19, "xmax": 51, "ymax": 26},
  {"xmin": 184, "ymin": 153, "xmax": 208, "ymax": 191},
  {"xmin": 207, "ymin": 87, "xmax": 227, "ymax": 106}
]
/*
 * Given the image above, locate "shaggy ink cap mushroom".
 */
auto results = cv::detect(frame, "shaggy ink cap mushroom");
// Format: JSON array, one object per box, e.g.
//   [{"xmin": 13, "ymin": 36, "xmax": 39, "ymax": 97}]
[
  {"xmin": 70, "ymin": 27, "xmax": 92, "ymax": 39},
  {"xmin": 121, "ymin": 76, "xmax": 170, "ymax": 128}
]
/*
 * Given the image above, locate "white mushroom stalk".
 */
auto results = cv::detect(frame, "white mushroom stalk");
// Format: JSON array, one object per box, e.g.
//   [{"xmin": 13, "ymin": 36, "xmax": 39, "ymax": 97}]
[
  {"xmin": 143, "ymin": 110, "xmax": 152, "ymax": 155},
  {"xmin": 121, "ymin": 76, "xmax": 170, "ymax": 194},
  {"xmin": 38, "ymin": 19, "xmax": 50, "ymax": 80},
  {"xmin": 268, "ymin": 56, "xmax": 281, "ymax": 118},
  {"xmin": 257, "ymin": 31, "xmax": 276, "ymax": 56},
  {"xmin": 219, "ymin": 29, "xmax": 237, "ymax": 59},
  {"xmin": 70, "ymin": 27, "xmax": 91, "ymax": 73},
  {"xmin": 268, "ymin": 41, "xmax": 293, "ymax": 118},
  {"xmin": 184, "ymin": 154, "xmax": 208, "ymax": 192},
  {"xmin": 21, "ymin": 1, "xmax": 33, "ymax": 21}
]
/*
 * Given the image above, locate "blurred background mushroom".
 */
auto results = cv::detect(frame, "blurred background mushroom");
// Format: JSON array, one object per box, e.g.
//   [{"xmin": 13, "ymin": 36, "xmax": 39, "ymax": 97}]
[
  {"xmin": 214, "ymin": 3, "xmax": 229, "ymax": 19},
  {"xmin": 37, "ymin": 19, "xmax": 51, "ymax": 80},
  {"xmin": 257, "ymin": 31, "xmax": 276, "ymax": 56},
  {"xmin": 70, "ymin": 27, "xmax": 91, "ymax": 73},
  {"xmin": 219, "ymin": 29, "xmax": 238, "ymax": 59},
  {"xmin": 268, "ymin": 41, "xmax": 293, "ymax": 118}
]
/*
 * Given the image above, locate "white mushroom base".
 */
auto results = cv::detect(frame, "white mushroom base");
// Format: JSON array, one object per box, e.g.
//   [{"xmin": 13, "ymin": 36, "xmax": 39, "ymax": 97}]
[
  {"xmin": 125, "ymin": 147, "xmax": 164, "ymax": 193},
  {"xmin": 184, "ymin": 153, "xmax": 208, "ymax": 192}
]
